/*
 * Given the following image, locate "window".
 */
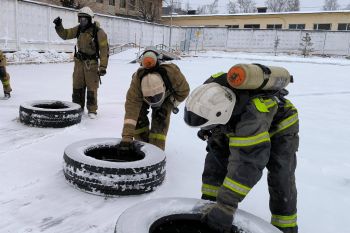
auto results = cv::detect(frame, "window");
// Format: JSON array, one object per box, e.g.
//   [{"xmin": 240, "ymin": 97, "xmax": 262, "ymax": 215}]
[
  {"xmin": 129, "ymin": 0, "xmax": 136, "ymax": 10},
  {"xmin": 120, "ymin": 0, "xmax": 126, "ymax": 8},
  {"xmin": 313, "ymin": 23, "xmax": 331, "ymax": 30},
  {"xmin": 289, "ymin": 24, "xmax": 305, "ymax": 30},
  {"xmin": 226, "ymin": 25, "xmax": 239, "ymax": 29},
  {"xmin": 96, "ymin": 0, "xmax": 103, "ymax": 3},
  {"xmin": 338, "ymin": 23, "xmax": 350, "ymax": 31},
  {"xmin": 109, "ymin": 0, "xmax": 115, "ymax": 6},
  {"xmin": 244, "ymin": 24, "xmax": 260, "ymax": 29},
  {"xmin": 267, "ymin": 24, "xmax": 282, "ymax": 29}
]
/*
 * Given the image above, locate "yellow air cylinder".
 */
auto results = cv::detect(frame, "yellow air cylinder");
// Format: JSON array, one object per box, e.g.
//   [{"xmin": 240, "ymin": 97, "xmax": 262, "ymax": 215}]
[{"xmin": 227, "ymin": 64, "xmax": 292, "ymax": 90}]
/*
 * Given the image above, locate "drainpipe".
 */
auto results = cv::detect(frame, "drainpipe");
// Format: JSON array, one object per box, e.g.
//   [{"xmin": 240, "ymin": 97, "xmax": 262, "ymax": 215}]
[{"xmin": 168, "ymin": 0, "xmax": 173, "ymax": 51}]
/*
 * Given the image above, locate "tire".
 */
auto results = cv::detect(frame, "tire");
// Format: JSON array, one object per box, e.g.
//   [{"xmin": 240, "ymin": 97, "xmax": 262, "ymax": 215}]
[
  {"xmin": 63, "ymin": 138, "xmax": 166, "ymax": 196},
  {"xmin": 115, "ymin": 198, "xmax": 282, "ymax": 233},
  {"xmin": 19, "ymin": 100, "xmax": 82, "ymax": 128}
]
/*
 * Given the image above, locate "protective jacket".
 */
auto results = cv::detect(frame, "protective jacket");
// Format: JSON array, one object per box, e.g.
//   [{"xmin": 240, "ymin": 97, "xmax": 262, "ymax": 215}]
[
  {"xmin": 55, "ymin": 22, "xmax": 109, "ymax": 113},
  {"xmin": 201, "ymin": 72, "xmax": 299, "ymax": 233},
  {"xmin": 122, "ymin": 63, "xmax": 190, "ymax": 150},
  {"xmin": 0, "ymin": 50, "xmax": 12, "ymax": 94}
]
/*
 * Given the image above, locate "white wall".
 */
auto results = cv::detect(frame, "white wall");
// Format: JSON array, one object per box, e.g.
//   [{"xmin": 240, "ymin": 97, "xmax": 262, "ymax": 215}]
[
  {"xmin": 0, "ymin": 0, "xmax": 183, "ymax": 52},
  {"xmin": 1, "ymin": 0, "xmax": 349, "ymax": 56}
]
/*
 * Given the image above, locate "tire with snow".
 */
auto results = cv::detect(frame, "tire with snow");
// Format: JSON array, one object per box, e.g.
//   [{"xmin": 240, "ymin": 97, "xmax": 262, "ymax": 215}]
[
  {"xmin": 19, "ymin": 100, "xmax": 82, "ymax": 128},
  {"xmin": 63, "ymin": 138, "xmax": 166, "ymax": 196},
  {"xmin": 115, "ymin": 198, "xmax": 282, "ymax": 233}
]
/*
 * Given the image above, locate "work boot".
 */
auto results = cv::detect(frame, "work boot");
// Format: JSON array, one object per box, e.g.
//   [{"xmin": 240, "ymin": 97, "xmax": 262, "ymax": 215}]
[
  {"xmin": 4, "ymin": 92, "xmax": 10, "ymax": 99},
  {"xmin": 88, "ymin": 112, "xmax": 97, "ymax": 119}
]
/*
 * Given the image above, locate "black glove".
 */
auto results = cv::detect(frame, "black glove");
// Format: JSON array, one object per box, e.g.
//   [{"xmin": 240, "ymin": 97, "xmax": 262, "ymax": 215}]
[
  {"xmin": 201, "ymin": 203, "xmax": 235, "ymax": 233},
  {"xmin": 98, "ymin": 67, "xmax": 107, "ymax": 76},
  {"xmin": 117, "ymin": 138, "xmax": 135, "ymax": 157},
  {"xmin": 53, "ymin": 17, "xmax": 62, "ymax": 27},
  {"xmin": 197, "ymin": 129, "xmax": 212, "ymax": 141}
]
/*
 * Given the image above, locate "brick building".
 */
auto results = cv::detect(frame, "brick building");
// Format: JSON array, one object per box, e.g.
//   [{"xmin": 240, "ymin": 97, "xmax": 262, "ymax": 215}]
[{"xmin": 35, "ymin": 0, "xmax": 163, "ymax": 22}]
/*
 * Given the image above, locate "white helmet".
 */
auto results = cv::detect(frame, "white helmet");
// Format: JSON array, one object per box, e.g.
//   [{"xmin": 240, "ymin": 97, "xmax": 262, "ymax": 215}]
[
  {"xmin": 78, "ymin": 7, "xmax": 94, "ymax": 18},
  {"xmin": 184, "ymin": 82, "xmax": 236, "ymax": 128},
  {"xmin": 141, "ymin": 72, "xmax": 166, "ymax": 107}
]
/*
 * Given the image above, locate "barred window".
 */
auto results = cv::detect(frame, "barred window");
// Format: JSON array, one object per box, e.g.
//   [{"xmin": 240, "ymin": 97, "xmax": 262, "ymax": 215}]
[
  {"xmin": 244, "ymin": 24, "xmax": 260, "ymax": 29},
  {"xmin": 289, "ymin": 24, "xmax": 305, "ymax": 30},
  {"xmin": 109, "ymin": 0, "xmax": 115, "ymax": 6},
  {"xmin": 120, "ymin": 0, "xmax": 126, "ymax": 8},
  {"xmin": 313, "ymin": 23, "xmax": 331, "ymax": 30},
  {"xmin": 338, "ymin": 23, "xmax": 350, "ymax": 31},
  {"xmin": 267, "ymin": 24, "xmax": 282, "ymax": 29}
]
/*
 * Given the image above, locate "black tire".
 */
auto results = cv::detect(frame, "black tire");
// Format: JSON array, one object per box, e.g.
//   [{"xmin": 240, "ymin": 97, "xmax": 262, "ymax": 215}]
[
  {"xmin": 19, "ymin": 100, "xmax": 82, "ymax": 128},
  {"xmin": 115, "ymin": 198, "xmax": 282, "ymax": 233},
  {"xmin": 63, "ymin": 138, "xmax": 166, "ymax": 196}
]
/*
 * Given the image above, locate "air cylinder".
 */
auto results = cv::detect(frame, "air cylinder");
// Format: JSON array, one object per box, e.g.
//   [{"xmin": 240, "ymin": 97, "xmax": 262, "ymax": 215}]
[{"xmin": 227, "ymin": 64, "xmax": 292, "ymax": 90}]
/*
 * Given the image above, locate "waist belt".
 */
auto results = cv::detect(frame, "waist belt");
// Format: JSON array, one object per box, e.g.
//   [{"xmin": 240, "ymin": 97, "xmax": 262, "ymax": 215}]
[{"xmin": 74, "ymin": 51, "xmax": 98, "ymax": 61}]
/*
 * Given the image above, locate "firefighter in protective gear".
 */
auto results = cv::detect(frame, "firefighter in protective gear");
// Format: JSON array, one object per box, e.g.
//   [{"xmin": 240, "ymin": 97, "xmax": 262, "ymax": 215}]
[
  {"xmin": 53, "ymin": 7, "xmax": 109, "ymax": 118},
  {"xmin": 184, "ymin": 70, "xmax": 299, "ymax": 233},
  {"xmin": 0, "ymin": 50, "xmax": 12, "ymax": 99},
  {"xmin": 120, "ymin": 51, "xmax": 190, "ymax": 151}
]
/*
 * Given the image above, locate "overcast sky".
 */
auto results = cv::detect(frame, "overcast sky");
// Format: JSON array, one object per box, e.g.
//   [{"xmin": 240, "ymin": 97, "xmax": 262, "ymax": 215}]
[{"xmin": 173, "ymin": 0, "xmax": 350, "ymax": 13}]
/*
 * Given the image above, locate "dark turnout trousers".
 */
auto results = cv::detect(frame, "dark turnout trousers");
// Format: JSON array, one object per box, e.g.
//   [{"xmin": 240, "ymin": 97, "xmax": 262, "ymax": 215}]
[
  {"xmin": 72, "ymin": 58, "xmax": 99, "ymax": 113},
  {"xmin": 201, "ymin": 97, "xmax": 299, "ymax": 233}
]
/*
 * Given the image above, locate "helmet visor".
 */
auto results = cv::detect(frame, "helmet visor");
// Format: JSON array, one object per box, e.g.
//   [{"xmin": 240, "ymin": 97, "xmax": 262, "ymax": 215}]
[
  {"xmin": 144, "ymin": 93, "xmax": 164, "ymax": 106},
  {"xmin": 184, "ymin": 107, "xmax": 209, "ymax": 127}
]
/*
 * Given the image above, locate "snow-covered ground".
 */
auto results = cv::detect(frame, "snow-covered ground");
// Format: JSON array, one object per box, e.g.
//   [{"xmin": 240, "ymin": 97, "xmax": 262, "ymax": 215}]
[{"xmin": 1, "ymin": 49, "xmax": 350, "ymax": 233}]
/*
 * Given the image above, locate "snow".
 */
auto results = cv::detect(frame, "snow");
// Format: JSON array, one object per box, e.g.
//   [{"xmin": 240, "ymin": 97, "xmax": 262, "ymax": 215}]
[{"xmin": 1, "ymin": 48, "xmax": 350, "ymax": 233}]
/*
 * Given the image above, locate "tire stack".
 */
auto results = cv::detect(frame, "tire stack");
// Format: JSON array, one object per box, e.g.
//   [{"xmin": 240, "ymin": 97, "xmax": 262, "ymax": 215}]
[{"xmin": 63, "ymin": 138, "xmax": 166, "ymax": 196}]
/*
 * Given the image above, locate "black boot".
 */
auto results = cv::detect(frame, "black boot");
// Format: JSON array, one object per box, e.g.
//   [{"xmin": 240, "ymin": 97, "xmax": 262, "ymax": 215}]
[{"xmin": 4, "ymin": 92, "xmax": 10, "ymax": 99}]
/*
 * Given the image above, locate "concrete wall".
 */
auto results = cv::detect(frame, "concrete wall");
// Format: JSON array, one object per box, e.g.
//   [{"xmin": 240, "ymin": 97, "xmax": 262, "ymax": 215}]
[{"xmin": 0, "ymin": 0, "xmax": 182, "ymax": 52}]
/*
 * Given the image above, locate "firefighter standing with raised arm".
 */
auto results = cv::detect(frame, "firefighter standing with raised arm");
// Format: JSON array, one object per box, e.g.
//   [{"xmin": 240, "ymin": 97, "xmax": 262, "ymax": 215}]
[
  {"xmin": 0, "ymin": 50, "xmax": 12, "ymax": 99},
  {"xmin": 184, "ymin": 64, "xmax": 299, "ymax": 233},
  {"xmin": 119, "ymin": 49, "xmax": 190, "ymax": 151},
  {"xmin": 53, "ymin": 7, "xmax": 109, "ymax": 118}
]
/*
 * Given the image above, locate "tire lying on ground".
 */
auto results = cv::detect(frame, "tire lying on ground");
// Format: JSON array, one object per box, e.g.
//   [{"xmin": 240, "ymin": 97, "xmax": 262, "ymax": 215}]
[
  {"xmin": 19, "ymin": 100, "xmax": 82, "ymax": 128},
  {"xmin": 63, "ymin": 138, "xmax": 166, "ymax": 196},
  {"xmin": 115, "ymin": 197, "xmax": 282, "ymax": 233}
]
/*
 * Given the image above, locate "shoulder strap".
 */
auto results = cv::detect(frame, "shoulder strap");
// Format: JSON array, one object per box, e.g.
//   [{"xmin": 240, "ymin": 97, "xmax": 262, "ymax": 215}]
[{"xmin": 93, "ymin": 23, "xmax": 100, "ymax": 58}]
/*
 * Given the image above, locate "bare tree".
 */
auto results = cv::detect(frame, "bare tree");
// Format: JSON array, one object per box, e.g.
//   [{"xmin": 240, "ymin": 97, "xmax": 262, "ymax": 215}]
[
  {"xmin": 207, "ymin": 0, "xmax": 219, "ymax": 14},
  {"xmin": 196, "ymin": 0, "xmax": 218, "ymax": 14},
  {"xmin": 323, "ymin": 0, "xmax": 340, "ymax": 11},
  {"xmin": 265, "ymin": 0, "xmax": 286, "ymax": 12},
  {"xmin": 197, "ymin": 5, "xmax": 208, "ymax": 14},
  {"xmin": 237, "ymin": 0, "xmax": 256, "ymax": 13},
  {"xmin": 138, "ymin": 0, "xmax": 158, "ymax": 22},
  {"xmin": 227, "ymin": 1, "xmax": 239, "ymax": 13},
  {"xmin": 285, "ymin": 0, "xmax": 300, "ymax": 11},
  {"xmin": 227, "ymin": 0, "xmax": 256, "ymax": 13}
]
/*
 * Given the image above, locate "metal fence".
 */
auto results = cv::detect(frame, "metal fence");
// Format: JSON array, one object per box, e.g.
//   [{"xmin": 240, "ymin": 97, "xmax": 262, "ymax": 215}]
[
  {"xmin": 183, "ymin": 27, "xmax": 350, "ymax": 56},
  {"xmin": 1, "ymin": 0, "xmax": 350, "ymax": 56}
]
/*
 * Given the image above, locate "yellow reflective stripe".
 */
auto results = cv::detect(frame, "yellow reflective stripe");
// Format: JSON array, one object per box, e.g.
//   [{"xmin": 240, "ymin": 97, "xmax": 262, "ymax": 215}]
[
  {"xmin": 253, "ymin": 98, "xmax": 277, "ymax": 113},
  {"xmin": 134, "ymin": 126, "xmax": 149, "ymax": 135},
  {"xmin": 271, "ymin": 214, "xmax": 297, "ymax": 228},
  {"xmin": 201, "ymin": 184, "xmax": 219, "ymax": 197},
  {"xmin": 264, "ymin": 99, "xmax": 277, "ymax": 108},
  {"xmin": 270, "ymin": 113, "xmax": 298, "ymax": 137},
  {"xmin": 223, "ymin": 177, "xmax": 251, "ymax": 196},
  {"xmin": 211, "ymin": 72, "xmax": 225, "ymax": 78},
  {"xmin": 253, "ymin": 98, "xmax": 269, "ymax": 112},
  {"xmin": 149, "ymin": 133, "xmax": 166, "ymax": 141},
  {"xmin": 2, "ymin": 80, "xmax": 10, "ymax": 85},
  {"xmin": 99, "ymin": 39, "xmax": 108, "ymax": 47},
  {"xmin": 229, "ymin": 131, "xmax": 270, "ymax": 147}
]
